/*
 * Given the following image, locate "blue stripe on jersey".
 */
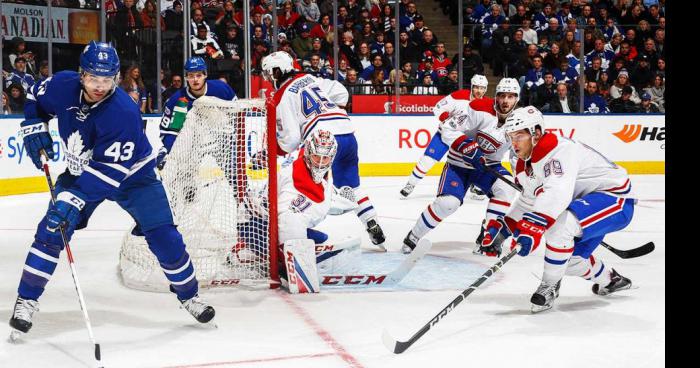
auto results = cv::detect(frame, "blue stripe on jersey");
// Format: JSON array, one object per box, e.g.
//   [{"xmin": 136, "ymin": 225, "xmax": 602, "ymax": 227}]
[
  {"xmin": 302, "ymin": 116, "xmax": 351, "ymax": 140},
  {"xmin": 357, "ymin": 206, "xmax": 374, "ymax": 217},
  {"xmin": 544, "ymin": 256, "xmax": 568, "ymax": 265},
  {"xmin": 594, "ymin": 264, "xmax": 606, "ymax": 278},
  {"xmin": 486, "ymin": 209, "xmax": 505, "ymax": 216},
  {"xmin": 421, "ymin": 213, "xmax": 435, "ymax": 229}
]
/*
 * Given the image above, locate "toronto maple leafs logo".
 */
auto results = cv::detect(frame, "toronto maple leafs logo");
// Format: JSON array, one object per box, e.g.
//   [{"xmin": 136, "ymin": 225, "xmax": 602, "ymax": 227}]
[{"xmin": 64, "ymin": 131, "xmax": 93, "ymax": 175}]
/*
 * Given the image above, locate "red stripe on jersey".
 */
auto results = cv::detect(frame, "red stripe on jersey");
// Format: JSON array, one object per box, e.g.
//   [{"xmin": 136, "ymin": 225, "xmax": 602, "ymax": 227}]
[
  {"xmin": 489, "ymin": 199, "xmax": 511, "ymax": 207},
  {"xmin": 603, "ymin": 178, "xmax": 631, "ymax": 192},
  {"xmin": 438, "ymin": 111, "xmax": 450, "ymax": 122},
  {"xmin": 415, "ymin": 165, "xmax": 427, "ymax": 175},
  {"xmin": 469, "ymin": 97, "xmax": 496, "ymax": 115},
  {"xmin": 271, "ymin": 73, "xmax": 307, "ymax": 107},
  {"xmin": 583, "ymin": 269, "xmax": 591, "ymax": 278},
  {"xmin": 302, "ymin": 112, "xmax": 349, "ymax": 136},
  {"xmin": 357, "ymin": 197, "xmax": 369, "ymax": 205},
  {"xmin": 580, "ymin": 198, "xmax": 625, "ymax": 227},
  {"xmin": 450, "ymin": 89, "xmax": 471, "ymax": 101},
  {"xmin": 546, "ymin": 244, "xmax": 574, "ymax": 253},
  {"xmin": 427, "ymin": 205, "xmax": 442, "ymax": 222},
  {"xmin": 534, "ymin": 186, "xmax": 545, "ymax": 197},
  {"xmin": 589, "ymin": 255, "xmax": 596, "ymax": 266}
]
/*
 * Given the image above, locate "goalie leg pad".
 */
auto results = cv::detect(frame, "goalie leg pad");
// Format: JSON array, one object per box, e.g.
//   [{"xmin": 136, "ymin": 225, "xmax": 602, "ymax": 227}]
[
  {"xmin": 283, "ymin": 239, "xmax": 320, "ymax": 294},
  {"xmin": 315, "ymin": 236, "xmax": 362, "ymax": 275}
]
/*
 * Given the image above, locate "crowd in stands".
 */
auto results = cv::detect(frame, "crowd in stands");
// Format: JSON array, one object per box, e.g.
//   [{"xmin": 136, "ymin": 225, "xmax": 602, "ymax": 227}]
[
  {"xmin": 463, "ymin": 0, "xmax": 665, "ymax": 113},
  {"xmin": 2, "ymin": 0, "xmax": 666, "ymax": 114}
]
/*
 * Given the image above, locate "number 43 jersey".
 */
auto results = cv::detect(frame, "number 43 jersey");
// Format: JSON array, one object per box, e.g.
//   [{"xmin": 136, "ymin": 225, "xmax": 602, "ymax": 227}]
[
  {"xmin": 271, "ymin": 73, "xmax": 354, "ymax": 155},
  {"xmin": 25, "ymin": 71, "xmax": 156, "ymax": 201},
  {"xmin": 509, "ymin": 133, "xmax": 635, "ymax": 223}
]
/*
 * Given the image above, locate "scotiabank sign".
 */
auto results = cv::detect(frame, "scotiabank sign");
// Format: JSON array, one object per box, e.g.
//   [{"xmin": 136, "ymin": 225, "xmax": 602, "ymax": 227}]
[{"xmin": 352, "ymin": 95, "xmax": 443, "ymax": 114}]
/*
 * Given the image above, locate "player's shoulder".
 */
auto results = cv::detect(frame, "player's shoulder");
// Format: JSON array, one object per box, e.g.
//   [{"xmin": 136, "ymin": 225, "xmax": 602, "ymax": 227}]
[
  {"xmin": 206, "ymin": 79, "xmax": 235, "ymax": 95},
  {"xmin": 449, "ymin": 89, "xmax": 471, "ymax": 101},
  {"xmin": 39, "ymin": 71, "xmax": 81, "ymax": 94},
  {"xmin": 531, "ymin": 132, "xmax": 562, "ymax": 163},
  {"xmin": 51, "ymin": 70, "xmax": 81, "ymax": 84},
  {"xmin": 469, "ymin": 98, "xmax": 496, "ymax": 115}
]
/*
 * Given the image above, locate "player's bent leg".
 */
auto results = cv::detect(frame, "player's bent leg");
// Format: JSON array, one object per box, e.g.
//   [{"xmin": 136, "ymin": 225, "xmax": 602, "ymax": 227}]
[
  {"xmin": 402, "ymin": 132, "xmax": 449, "ymax": 198},
  {"xmin": 403, "ymin": 194, "xmax": 462, "ymax": 254}
]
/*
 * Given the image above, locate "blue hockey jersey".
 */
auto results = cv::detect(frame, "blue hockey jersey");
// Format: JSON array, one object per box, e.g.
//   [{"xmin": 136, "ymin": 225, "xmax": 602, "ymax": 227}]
[
  {"xmin": 24, "ymin": 71, "xmax": 156, "ymax": 201},
  {"xmin": 159, "ymin": 79, "xmax": 236, "ymax": 153}
]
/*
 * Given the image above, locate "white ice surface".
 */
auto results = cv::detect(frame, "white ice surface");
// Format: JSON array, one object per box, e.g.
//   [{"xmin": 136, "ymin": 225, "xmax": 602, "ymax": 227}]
[{"xmin": 0, "ymin": 175, "xmax": 664, "ymax": 368}]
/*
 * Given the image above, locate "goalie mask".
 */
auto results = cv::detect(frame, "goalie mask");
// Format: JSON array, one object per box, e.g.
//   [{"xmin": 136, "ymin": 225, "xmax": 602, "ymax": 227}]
[{"xmin": 304, "ymin": 130, "xmax": 337, "ymax": 184}]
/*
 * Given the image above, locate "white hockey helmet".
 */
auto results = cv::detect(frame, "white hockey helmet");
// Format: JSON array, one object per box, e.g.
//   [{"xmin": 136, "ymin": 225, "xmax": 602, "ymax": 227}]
[
  {"xmin": 494, "ymin": 77, "xmax": 521, "ymax": 119},
  {"xmin": 304, "ymin": 130, "xmax": 338, "ymax": 183},
  {"xmin": 470, "ymin": 74, "xmax": 488, "ymax": 99},
  {"xmin": 261, "ymin": 51, "xmax": 295, "ymax": 88},
  {"xmin": 503, "ymin": 106, "xmax": 545, "ymax": 137}
]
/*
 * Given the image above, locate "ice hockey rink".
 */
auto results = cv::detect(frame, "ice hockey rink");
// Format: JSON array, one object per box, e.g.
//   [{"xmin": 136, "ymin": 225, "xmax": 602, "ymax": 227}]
[{"xmin": 0, "ymin": 174, "xmax": 664, "ymax": 368}]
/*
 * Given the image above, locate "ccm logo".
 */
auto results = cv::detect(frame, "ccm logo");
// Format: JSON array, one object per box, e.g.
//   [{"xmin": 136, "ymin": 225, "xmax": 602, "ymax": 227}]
[
  {"xmin": 322, "ymin": 275, "xmax": 387, "ymax": 285},
  {"xmin": 209, "ymin": 279, "xmax": 241, "ymax": 286},
  {"xmin": 399, "ymin": 129, "xmax": 433, "ymax": 149},
  {"xmin": 286, "ymin": 251, "xmax": 298, "ymax": 285}
]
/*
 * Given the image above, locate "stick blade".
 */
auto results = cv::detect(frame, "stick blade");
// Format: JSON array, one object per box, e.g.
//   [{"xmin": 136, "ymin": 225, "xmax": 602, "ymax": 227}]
[
  {"xmin": 382, "ymin": 329, "xmax": 400, "ymax": 354},
  {"xmin": 386, "ymin": 238, "xmax": 432, "ymax": 284},
  {"xmin": 627, "ymin": 242, "xmax": 655, "ymax": 258}
]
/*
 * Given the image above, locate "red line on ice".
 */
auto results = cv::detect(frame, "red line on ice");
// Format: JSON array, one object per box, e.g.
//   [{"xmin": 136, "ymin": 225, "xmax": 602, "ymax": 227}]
[
  {"xmin": 278, "ymin": 292, "xmax": 366, "ymax": 368},
  {"xmin": 162, "ymin": 352, "xmax": 336, "ymax": 367}
]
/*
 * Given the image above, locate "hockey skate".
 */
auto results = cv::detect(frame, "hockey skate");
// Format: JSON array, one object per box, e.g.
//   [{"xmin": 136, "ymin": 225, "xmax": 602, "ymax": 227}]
[
  {"xmin": 472, "ymin": 220, "xmax": 487, "ymax": 255},
  {"xmin": 9, "ymin": 296, "xmax": 39, "ymax": 341},
  {"xmin": 592, "ymin": 269, "xmax": 632, "ymax": 296},
  {"xmin": 180, "ymin": 295, "xmax": 216, "ymax": 324},
  {"xmin": 467, "ymin": 185, "xmax": 487, "ymax": 201},
  {"xmin": 530, "ymin": 280, "xmax": 561, "ymax": 313},
  {"xmin": 400, "ymin": 182, "xmax": 415, "ymax": 198},
  {"xmin": 366, "ymin": 219, "xmax": 387, "ymax": 251},
  {"xmin": 401, "ymin": 231, "xmax": 419, "ymax": 254}
]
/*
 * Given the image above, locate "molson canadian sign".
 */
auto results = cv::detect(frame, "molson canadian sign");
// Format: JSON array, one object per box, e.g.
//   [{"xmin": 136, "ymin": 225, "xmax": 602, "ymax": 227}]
[{"xmin": 1, "ymin": 3, "xmax": 99, "ymax": 44}]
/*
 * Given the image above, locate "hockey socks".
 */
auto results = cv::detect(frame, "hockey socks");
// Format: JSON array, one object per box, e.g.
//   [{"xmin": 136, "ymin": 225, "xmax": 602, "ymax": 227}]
[
  {"xmin": 410, "ymin": 195, "xmax": 460, "ymax": 239},
  {"xmin": 566, "ymin": 255, "xmax": 612, "ymax": 285},
  {"xmin": 18, "ymin": 242, "xmax": 62, "ymax": 301},
  {"xmin": 408, "ymin": 155, "xmax": 437, "ymax": 185}
]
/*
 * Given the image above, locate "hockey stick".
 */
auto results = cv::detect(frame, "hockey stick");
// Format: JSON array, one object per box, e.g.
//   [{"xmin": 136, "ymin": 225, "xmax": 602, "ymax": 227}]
[
  {"xmin": 484, "ymin": 166, "xmax": 655, "ymax": 259},
  {"xmin": 382, "ymin": 244, "xmax": 520, "ymax": 354},
  {"xmin": 39, "ymin": 154, "xmax": 103, "ymax": 367},
  {"xmin": 320, "ymin": 238, "xmax": 431, "ymax": 287}
]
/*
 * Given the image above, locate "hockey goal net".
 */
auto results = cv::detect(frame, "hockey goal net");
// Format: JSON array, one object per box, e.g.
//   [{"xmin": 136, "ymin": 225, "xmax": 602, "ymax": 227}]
[{"xmin": 119, "ymin": 97, "xmax": 279, "ymax": 291}]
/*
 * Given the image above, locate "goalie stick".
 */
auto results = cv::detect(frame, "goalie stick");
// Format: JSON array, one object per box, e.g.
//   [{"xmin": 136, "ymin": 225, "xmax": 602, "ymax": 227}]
[
  {"xmin": 320, "ymin": 238, "xmax": 432, "ymax": 288},
  {"xmin": 484, "ymin": 166, "xmax": 655, "ymax": 259},
  {"xmin": 382, "ymin": 244, "xmax": 520, "ymax": 354}
]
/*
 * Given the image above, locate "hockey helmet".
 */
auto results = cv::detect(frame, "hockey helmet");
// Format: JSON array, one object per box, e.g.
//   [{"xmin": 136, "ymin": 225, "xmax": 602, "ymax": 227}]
[
  {"xmin": 304, "ymin": 130, "xmax": 338, "ymax": 184},
  {"xmin": 261, "ymin": 51, "xmax": 295, "ymax": 88},
  {"xmin": 494, "ymin": 77, "xmax": 521, "ymax": 119},
  {"xmin": 185, "ymin": 57, "xmax": 208, "ymax": 74},
  {"xmin": 503, "ymin": 106, "xmax": 545, "ymax": 137},
  {"xmin": 80, "ymin": 41, "xmax": 120, "ymax": 77}
]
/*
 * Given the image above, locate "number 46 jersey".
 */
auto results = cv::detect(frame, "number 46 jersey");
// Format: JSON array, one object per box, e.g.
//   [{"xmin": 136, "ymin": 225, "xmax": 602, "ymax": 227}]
[
  {"xmin": 271, "ymin": 73, "xmax": 353, "ymax": 155},
  {"xmin": 24, "ymin": 71, "xmax": 156, "ymax": 201}
]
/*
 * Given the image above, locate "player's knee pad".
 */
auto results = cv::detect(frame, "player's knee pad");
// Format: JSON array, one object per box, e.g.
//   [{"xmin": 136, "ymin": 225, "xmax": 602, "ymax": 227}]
[
  {"xmin": 433, "ymin": 195, "xmax": 462, "ymax": 218},
  {"xmin": 545, "ymin": 210, "xmax": 582, "ymax": 249},
  {"xmin": 143, "ymin": 224, "xmax": 187, "ymax": 264},
  {"xmin": 307, "ymin": 228, "xmax": 328, "ymax": 244}
]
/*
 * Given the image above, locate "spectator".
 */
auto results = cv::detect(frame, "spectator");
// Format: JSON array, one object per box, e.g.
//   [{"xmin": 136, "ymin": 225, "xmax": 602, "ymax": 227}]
[
  {"xmin": 549, "ymin": 82, "xmax": 580, "ymax": 113},
  {"xmin": 416, "ymin": 54, "xmax": 438, "ymax": 82},
  {"xmin": 191, "ymin": 24, "xmax": 224, "ymax": 60},
  {"xmin": 310, "ymin": 14, "xmax": 334, "ymax": 45},
  {"xmin": 291, "ymin": 23, "xmax": 314, "ymax": 60},
  {"xmin": 190, "ymin": 8, "xmax": 213, "ymax": 40},
  {"xmin": 564, "ymin": 18, "xmax": 582, "ymax": 43},
  {"xmin": 502, "ymin": 29, "xmax": 527, "ymax": 78},
  {"xmin": 163, "ymin": 73, "xmax": 183, "ymax": 102},
  {"xmin": 339, "ymin": 32, "xmax": 363, "ymax": 72},
  {"xmin": 481, "ymin": 4, "xmax": 506, "ymax": 59},
  {"xmin": 220, "ymin": 24, "xmax": 244, "ymax": 64},
  {"xmin": 304, "ymin": 53, "xmax": 332, "ymax": 79},
  {"xmin": 358, "ymin": 21, "xmax": 376, "ymax": 47},
  {"xmin": 417, "ymin": 29, "xmax": 438, "ymax": 58},
  {"xmin": 379, "ymin": 4, "xmax": 394, "ymax": 33},
  {"xmin": 120, "ymin": 65, "xmax": 148, "ymax": 113},
  {"xmin": 584, "ymin": 56, "xmax": 603, "ymax": 83},
  {"xmin": 575, "ymin": 4, "xmax": 592, "ymax": 29},
  {"xmin": 609, "ymin": 69, "xmax": 641, "ymax": 104},
  {"xmin": 490, "ymin": 20, "xmax": 512, "ymax": 76},
  {"xmin": 585, "ymin": 17, "xmax": 605, "ymax": 41},
  {"xmin": 409, "ymin": 14, "xmax": 428, "ymax": 45},
  {"xmin": 383, "ymin": 42, "xmax": 397, "ymax": 70},
  {"xmin": 399, "ymin": 30, "xmax": 419, "ymax": 63},
  {"xmin": 536, "ymin": 34, "xmax": 551, "ymax": 58},
  {"xmin": 277, "ymin": 1, "xmax": 301, "ymax": 38},
  {"xmin": 598, "ymin": 71, "xmax": 612, "ymax": 101},
  {"xmin": 360, "ymin": 53, "xmax": 389, "ymax": 81},
  {"xmin": 553, "ymin": 58, "xmax": 578, "ymax": 86},
  {"xmin": 251, "ymin": 40, "xmax": 270, "ymax": 72},
  {"xmin": 636, "ymin": 20, "xmax": 654, "ymax": 43},
  {"xmin": 5, "ymin": 57, "xmax": 35, "ymax": 92},
  {"xmin": 533, "ymin": 3, "xmax": 556, "ymax": 33},
  {"xmin": 534, "ymin": 71, "xmax": 557, "ymax": 110},
  {"xmin": 432, "ymin": 43, "xmax": 453, "ymax": 79},
  {"xmin": 8, "ymin": 37, "xmax": 36, "ymax": 77},
  {"xmin": 297, "ymin": 0, "xmax": 320, "ymax": 23},
  {"xmin": 524, "ymin": 55, "xmax": 546, "ymax": 92},
  {"xmin": 625, "ymin": 28, "xmax": 642, "ymax": 50},
  {"xmin": 278, "ymin": 39, "xmax": 299, "ymax": 64},
  {"xmin": 140, "ymin": 0, "xmax": 163, "ymax": 28},
  {"xmin": 543, "ymin": 42, "xmax": 565, "ymax": 71},
  {"xmin": 371, "ymin": 31, "xmax": 387, "ymax": 55},
  {"xmin": 2, "ymin": 90, "xmax": 12, "ymax": 114},
  {"xmin": 114, "ymin": 0, "xmax": 143, "ymax": 64},
  {"xmin": 608, "ymin": 56, "xmax": 626, "ymax": 82},
  {"xmin": 631, "ymin": 54, "xmax": 653, "ymax": 91},
  {"xmin": 556, "ymin": 2, "xmax": 574, "ymax": 25},
  {"xmin": 500, "ymin": 0, "xmax": 517, "ymax": 19},
  {"xmin": 583, "ymin": 81, "xmax": 608, "ymax": 114},
  {"xmin": 609, "ymin": 85, "xmax": 639, "ymax": 113},
  {"xmin": 308, "ymin": 38, "xmax": 330, "ymax": 65},
  {"xmin": 643, "ymin": 74, "xmax": 665, "ymax": 112},
  {"xmin": 215, "ymin": 1, "xmax": 236, "ymax": 36},
  {"xmin": 541, "ymin": 17, "xmax": 563, "ymax": 44},
  {"xmin": 452, "ymin": 42, "xmax": 484, "ymax": 84},
  {"xmin": 512, "ymin": 43, "xmax": 539, "ymax": 84},
  {"xmin": 509, "ymin": 4, "xmax": 530, "ymax": 26},
  {"xmin": 36, "ymin": 60, "xmax": 50, "ymax": 83},
  {"xmin": 654, "ymin": 28, "xmax": 665, "ymax": 57},
  {"xmin": 6, "ymin": 83, "xmax": 25, "ymax": 114},
  {"xmin": 603, "ymin": 18, "xmax": 622, "ymax": 42},
  {"xmin": 337, "ymin": 58, "xmax": 350, "ymax": 81},
  {"xmin": 364, "ymin": 69, "xmax": 389, "ymax": 94},
  {"xmin": 163, "ymin": 0, "xmax": 184, "ymax": 31},
  {"xmin": 605, "ymin": 33, "xmax": 623, "ymax": 54},
  {"xmin": 520, "ymin": 18, "xmax": 539, "ymax": 46},
  {"xmin": 638, "ymin": 92, "xmax": 660, "ymax": 113},
  {"xmin": 356, "ymin": 42, "xmax": 373, "ymax": 72},
  {"xmin": 585, "ymin": 38, "xmax": 615, "ymax": 70},
  {"xmin": 400, "ymin": 1, "xmax": 420, "ymax": 29},
  {"xmin": 639, "ymin": 37, "xmax": 659, "ymax": 67},
  {"xmin": 655, "ymin": 57, "xmax": 665, "ymax": 78},
  {"xmin": 438, "ymin": 68, "xmax": 460, "ymax": 95},
  {"xmin": 394, "ymin": 60, "xmax": 417, "ymax": 93},
  {"xmin": 388, "ymin": 65, "xmax": 410, "ymax": 95},
  {"xmin": 413, "ymin": 73, "xmax": 439, "ymax": 95},
  {"xmin": 343, "ymin": 68, "xmax": 361, "ymax": 101},
  {"xmin": 470, "ymin": 0, "xmax": 493, "ymax": 24}
]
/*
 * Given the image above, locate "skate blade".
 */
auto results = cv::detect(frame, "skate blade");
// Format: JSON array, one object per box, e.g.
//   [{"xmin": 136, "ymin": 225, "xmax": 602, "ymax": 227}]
[
  {"xmin": 8, "ymin": 329, "xmax": 24, "ymax": 343},
  {"xmin": 531, "ymin": 304, "xmax": 553, "ymax": 313}
]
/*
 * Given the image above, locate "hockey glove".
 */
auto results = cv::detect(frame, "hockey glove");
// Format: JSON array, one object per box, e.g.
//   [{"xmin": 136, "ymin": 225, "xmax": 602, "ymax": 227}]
[
  {"xmin": 20, "ymin": 119, "xmax": 55, "ymax": 170},
  {"xmin": 46, "ymin": 190, "xmax": 86, "ymax": 232},
  {"xmin": 451, "ymin": 136, "xmax": 486, "ymax": 171},
  {"xmin": 510, "ymin": 213, "xmax": 551, "ymax": 257},
  {"xmin": 478, "ymin": 217, "xmax": 514, "ymax": 257},
  {"xmin": 156, "ymin": 146, "xmax": 168, "ymax": 170}
]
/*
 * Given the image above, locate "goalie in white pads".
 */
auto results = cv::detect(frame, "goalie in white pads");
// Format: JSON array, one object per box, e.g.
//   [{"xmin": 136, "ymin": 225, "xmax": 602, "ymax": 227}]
[
  {"xmin": 262, "ymin": 51, "xmax": 386, "ymax": 251},
  {"xmin": 482, "ymin": 106, "xmax": 634, "ymax": 312},
  {"xmin": 401, "ymin": 78, "xmax": 521, "ymax": 255}
]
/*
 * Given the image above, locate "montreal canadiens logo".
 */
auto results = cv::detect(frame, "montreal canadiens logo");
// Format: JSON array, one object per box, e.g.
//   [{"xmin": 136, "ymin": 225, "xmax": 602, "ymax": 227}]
[{"xmin": 476, "ymin": 132, "xmax": 501, "ymax": 154}]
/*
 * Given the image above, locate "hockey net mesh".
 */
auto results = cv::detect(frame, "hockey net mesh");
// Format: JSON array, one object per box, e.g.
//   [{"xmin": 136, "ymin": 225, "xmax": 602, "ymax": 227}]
[{"xmin": 119, "ymin": 97, "xmax": 277, "ymax": 291}]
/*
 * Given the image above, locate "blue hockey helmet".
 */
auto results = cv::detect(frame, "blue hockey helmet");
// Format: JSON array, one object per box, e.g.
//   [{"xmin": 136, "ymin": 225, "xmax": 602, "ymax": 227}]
[
  {"xmin": 79, "ymin": 41, "xmax": 120, "ymax": 77},
  {"xmin": 184, "ymin": 57, "xmax": 207, "ymax": 74}
]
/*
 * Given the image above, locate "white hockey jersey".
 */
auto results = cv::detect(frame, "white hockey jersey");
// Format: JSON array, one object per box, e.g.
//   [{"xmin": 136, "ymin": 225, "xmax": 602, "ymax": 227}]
[
  {"xmin": 272, "ymin": 73, "xmax": 354, "ymax": 154},
  {"xmin": 438, "ymin": 96, "xmax": 512, "ymax": 169},
  {"xmin": 277, "ymin": 149, "xmax": 333, "ymax": 244},
  {"xmin": 507, "ymin": 133, "xmax": 635, "ymax": 224}
]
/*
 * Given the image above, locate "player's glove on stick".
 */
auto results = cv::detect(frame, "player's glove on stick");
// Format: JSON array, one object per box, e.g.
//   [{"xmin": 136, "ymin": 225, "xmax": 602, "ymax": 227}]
[
  {"xmin": 156, "ymin": 146, "xmax": 168, "ymax": 170},
  {"xmin": 511, "ymin": 213, "xmax": 551, "ymax": 257},
  {"xmin": 451, "ymin": 136, "xmax": 486, "ymax": 171},
  {"xmin": 20, "ymin": 119, "xmax": 55, "ymax": 170},
  {"xmin": 479, "ymin": 217, "xmax": 515, "ymax": 257},
  {"xmin": 46, "ymin": 190, "xmax": 86, "ymax": 232}
]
